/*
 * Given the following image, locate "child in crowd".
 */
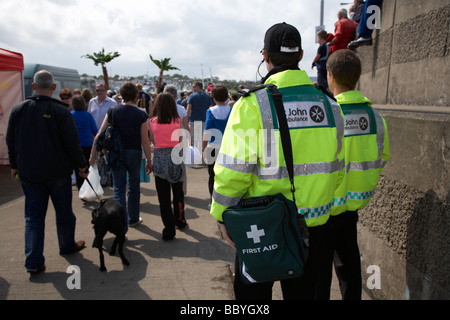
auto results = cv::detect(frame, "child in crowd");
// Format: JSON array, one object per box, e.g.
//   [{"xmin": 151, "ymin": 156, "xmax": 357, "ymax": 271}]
[
  {"xmin": 202, "ymin": 85, "xmax": 232, "ymax": 206},
  {"xmin": 326, "ymin": 49, "xmax": 390, "ymax": 299},
  {"xmin": 150, "ymin": 93, "xmax": 187, "ymax": 241},
  {"xmin": 312, "ymin": 29, "xmax": 330, "ymax": 90}
]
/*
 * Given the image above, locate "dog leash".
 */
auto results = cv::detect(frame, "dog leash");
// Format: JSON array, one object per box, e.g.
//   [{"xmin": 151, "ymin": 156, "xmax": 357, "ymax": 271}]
[{"xmin": 85, "ymin": 177, "xmax": 101, "ymax": 201}]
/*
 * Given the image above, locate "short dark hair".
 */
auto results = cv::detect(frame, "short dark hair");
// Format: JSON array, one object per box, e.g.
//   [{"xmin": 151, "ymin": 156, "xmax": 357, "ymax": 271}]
[
  {"xmin": 151, "ymin": 93, "xmax": 180, "ymax": 124},
  {"xmin": 72, "ymin": 95, "xmax": 86, "ymax": 111},
  {"xmin": 120, "ymin": 82, "xmax": 139, "ymax": 102},
  {"xmin": 194, "ymin": 81, "xmax": 203, "ymax": 89},
  {"xmin": 327, "ymin": 49, "xmax": 361, "ymax": 90},
  {"xmin": 211, "ymin": 85, "xmax": 229, "ymax": 103},
  {"xmin": 267, "ymin": 51, "xmax": 302, "ymax": 67}
]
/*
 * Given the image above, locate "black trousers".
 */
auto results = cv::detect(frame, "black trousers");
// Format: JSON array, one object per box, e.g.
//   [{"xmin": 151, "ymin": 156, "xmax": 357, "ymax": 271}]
[
  {"xmin": 233, "ymin": 224, "xmax": 332, "ymax": 300},
  {"xmin": 208, "ymin": 163, "xmax": 215, "ymax": 197},
  {"xmin": 206, "ymin": 148, "xmax": 217, "ymax": 198},
  {"xmin": 233, "ymin": 254, "xmax": 305, "ymax": 300},
  {"xmin": 154, "ymin": 176, "xmax": 186, "ymax": 239},
  {"xmin": 327, "ymin": 211, "xmax": 362, "ymax": 300}
]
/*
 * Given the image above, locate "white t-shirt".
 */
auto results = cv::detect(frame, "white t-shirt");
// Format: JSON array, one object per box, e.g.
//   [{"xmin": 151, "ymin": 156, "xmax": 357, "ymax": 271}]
[{"xmin": 177, "ymin": 104, "xmax": 187, "ymax": 120}]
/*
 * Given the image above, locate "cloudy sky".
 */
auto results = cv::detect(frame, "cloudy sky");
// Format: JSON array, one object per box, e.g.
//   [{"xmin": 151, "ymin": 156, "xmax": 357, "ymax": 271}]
[{"xmin": 0, "ymin": 0, "xmax": 349, "ymax": 82}]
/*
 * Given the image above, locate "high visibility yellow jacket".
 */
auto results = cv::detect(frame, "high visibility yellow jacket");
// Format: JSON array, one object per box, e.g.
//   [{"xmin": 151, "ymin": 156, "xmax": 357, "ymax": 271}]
[
  {"xmin": 210, "ymin": 69, "xmax": 345, "ymax": 227},
  {"xmin": 330, "ymin": 90, "xmax": 390, "ymax": 215}
]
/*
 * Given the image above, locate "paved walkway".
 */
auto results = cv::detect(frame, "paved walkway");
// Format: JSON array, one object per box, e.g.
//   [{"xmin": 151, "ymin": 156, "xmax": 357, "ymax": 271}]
[{"xmin": 0, "ymin": 165, "xmax": 366, "ymax": 300}]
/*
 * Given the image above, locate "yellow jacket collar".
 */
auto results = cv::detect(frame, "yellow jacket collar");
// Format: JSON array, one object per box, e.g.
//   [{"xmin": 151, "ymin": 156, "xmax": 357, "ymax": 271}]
[
  {"xmin": 335, "ymin": 90, "xmax": 373, "ymax": 106},
  {"xmin": 264, "ymin": 69, "xmax": 314, "ymax": 88}
]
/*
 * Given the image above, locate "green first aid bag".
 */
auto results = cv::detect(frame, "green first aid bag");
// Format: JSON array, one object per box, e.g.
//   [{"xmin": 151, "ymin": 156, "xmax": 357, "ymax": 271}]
[
  {"xmin": 223, "ymin": 193, "xmax": 309, "ymax": 284},
  {"xmin": 222, "ymin": 85, "xmax": 312, "ymax": 284}
]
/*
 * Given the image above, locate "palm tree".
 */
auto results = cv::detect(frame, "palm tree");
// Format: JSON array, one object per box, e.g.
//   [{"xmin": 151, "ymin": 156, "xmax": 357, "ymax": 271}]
[
  {"xmin": 149, "ymin": 54, "xmax": 180, "ymax": 89},
  {"xmin": 82, "ymin": 48, "xmax": 121, "ymax": 90}
]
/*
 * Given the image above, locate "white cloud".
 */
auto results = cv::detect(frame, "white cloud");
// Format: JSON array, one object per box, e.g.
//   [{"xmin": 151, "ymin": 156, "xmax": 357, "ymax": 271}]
[{"xmin": 0, "ymin": 0, "xmax": 347, "ymax": 81}]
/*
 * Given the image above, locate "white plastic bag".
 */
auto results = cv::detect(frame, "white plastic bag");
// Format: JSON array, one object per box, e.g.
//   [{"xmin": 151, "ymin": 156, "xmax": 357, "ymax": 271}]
[{"xmin": 79, "ymin": 165, "xmax": 104, "ymax": 201}]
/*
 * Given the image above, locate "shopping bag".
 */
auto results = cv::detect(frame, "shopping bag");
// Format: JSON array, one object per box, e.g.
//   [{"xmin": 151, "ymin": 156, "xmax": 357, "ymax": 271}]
[
  {"xmin": 79, "ymin": 165, "xmax": 104, "ymax": 201},
  {"xmin": 140, "ymin": 158, "xmax": 150, "ymax": 183}
]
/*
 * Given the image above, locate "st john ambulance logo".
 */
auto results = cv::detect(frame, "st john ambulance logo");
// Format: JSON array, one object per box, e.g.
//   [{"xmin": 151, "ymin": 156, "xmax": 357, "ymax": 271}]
[
  {"xmin": 284, "ymin": 101, "xmax": 328, "ymax": 128},
  {"xmin": 309, "ymin": 105, "xmax": 325, "ymax": 123},
  {"xmin": 359, "ymin": 117, "xmax": 369, "ymax": 131}
]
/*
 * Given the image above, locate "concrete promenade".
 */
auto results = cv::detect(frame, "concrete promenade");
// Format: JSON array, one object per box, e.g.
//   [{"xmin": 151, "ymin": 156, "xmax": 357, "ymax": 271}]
[{"xmin": 0, "ymin": 164, "xmax": 366, "ymax": 300}]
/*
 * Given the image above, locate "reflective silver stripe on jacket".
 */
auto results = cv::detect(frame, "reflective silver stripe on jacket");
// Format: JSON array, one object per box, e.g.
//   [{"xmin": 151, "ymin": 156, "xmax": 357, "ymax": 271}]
[
  {"xmin": 212, "ymin": 190, "xmax": 242, "ymax": 207},
  {"xmin": 257, "ymin": 159, "xmax": 344, "ymax": 180},
  {"xmin": 346, "ymin": 159, "xmax": 387, "ymax": 172},
  {"xmin": 255, "ymin": 88, "xmax": 276, "ymax": 165},
  {"xmin": 215, "ymin": 152, "xmax": 256, "ymax": 174},
  {"xmin": 216, "ymin": 152, "xmax": 345, "ymax": 181}
]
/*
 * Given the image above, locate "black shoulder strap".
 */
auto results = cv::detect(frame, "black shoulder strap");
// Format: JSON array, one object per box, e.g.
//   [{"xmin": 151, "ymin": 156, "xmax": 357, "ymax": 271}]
[
  {"xmin": 269, "ymin": 85, "xmax": 311, "ymax": 246},
  {"xmin": 267, "ymin": 85, "xmax": 296, "ymax": 203},
  {"xmin": 240, "ymin": 84, "xmax": 270, "ymax": 98},
  {"xmin": 317, "ymin": 85, "xmax": 336, "ymax": 102}
]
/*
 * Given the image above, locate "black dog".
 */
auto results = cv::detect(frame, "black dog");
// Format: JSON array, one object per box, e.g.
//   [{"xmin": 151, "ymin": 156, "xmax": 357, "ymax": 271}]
[{"xmin": 91, "ymin": 199, "xmax": 129, "ymax": 271}]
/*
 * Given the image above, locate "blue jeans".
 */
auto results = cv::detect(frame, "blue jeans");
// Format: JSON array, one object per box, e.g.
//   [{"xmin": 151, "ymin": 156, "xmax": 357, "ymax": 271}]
[
  {"xmin": 358, "ymin": 0, "xmax": 383, "ymax": 38},
  {"xmin": 317, "ymin": 67, "xmax": 328, "ymax": 90},
  {"xmin": 21, "ymin": 176, "xmax": 78, "ymax": 271},
  {"xmin": 110, "ymin": 149, "xmax": 142, "ymax": 233}
]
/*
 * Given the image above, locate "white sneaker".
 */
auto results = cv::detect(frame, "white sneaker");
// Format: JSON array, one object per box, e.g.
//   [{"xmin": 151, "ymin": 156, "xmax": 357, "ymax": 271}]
[{"xmin": 129, "ymin": 217, "xmax": 143, "ymax": 227}]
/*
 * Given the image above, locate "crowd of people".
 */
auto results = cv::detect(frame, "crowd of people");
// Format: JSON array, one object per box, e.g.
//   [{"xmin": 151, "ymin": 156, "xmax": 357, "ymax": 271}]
[
  {"xmin": 6, "ymin": 2, "xmax": 387, "ymax": 301},
  {"xmin": 312, "ymin": 0, "xmax": 383, "ymax": 90},
  {"xmin": 5, "ymin": 70, "xmax": 234, "ymax": 273},
  {"xmin": 56, "ymin": 80, "xmax": 228, "ymax": 241}
]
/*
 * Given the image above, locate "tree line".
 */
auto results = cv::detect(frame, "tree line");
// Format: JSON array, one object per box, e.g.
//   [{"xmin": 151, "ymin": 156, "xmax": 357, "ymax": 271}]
[{"xmin": 82, "ymin": 48, "xmax": 256, "ymax": 93}]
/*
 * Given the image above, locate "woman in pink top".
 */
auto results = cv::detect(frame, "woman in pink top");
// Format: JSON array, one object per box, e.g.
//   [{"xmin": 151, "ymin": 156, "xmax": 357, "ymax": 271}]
[{"xmin": 150, "ymin": 93, "xmax": 187, "ymax": 241}]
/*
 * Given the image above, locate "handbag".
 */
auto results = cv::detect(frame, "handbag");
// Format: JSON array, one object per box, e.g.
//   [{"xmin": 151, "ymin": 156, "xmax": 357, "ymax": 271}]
[
  {"xmin": 95, "ymin": 108, "xmax": 124, "ymax": 168},
  {"xmin": 222, "ymin": 85, "xmax": 309, "ymax": 284},
  {"xmin": 96, "ymin": 108, "xmax": 117, "ymax": 152}
]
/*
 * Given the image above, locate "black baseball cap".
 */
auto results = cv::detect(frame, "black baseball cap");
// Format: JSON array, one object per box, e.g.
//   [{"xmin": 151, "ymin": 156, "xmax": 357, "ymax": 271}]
[{"xmin": 264, "ymin": 22, "xmax": 302, "ymax": 53}]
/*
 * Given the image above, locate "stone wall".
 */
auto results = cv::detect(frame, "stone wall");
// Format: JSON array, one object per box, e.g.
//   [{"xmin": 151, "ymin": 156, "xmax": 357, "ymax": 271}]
[
  {"xmin": 354, "ymin": 0, "xmax": 450, "ymax": 300},
  {"xmin": 358, "ymin": 0, "xmax": 450, "ymax": 107}
]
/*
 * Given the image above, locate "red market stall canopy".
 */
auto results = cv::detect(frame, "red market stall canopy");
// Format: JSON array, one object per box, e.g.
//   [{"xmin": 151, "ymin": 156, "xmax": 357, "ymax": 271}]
[
  {"xmin": 0, "ymin": 48, "xmax": 24, "ymax": 71},
  {"xmin": 0, "ymin": 48, "xmax": 24, "ymax": 165}
]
